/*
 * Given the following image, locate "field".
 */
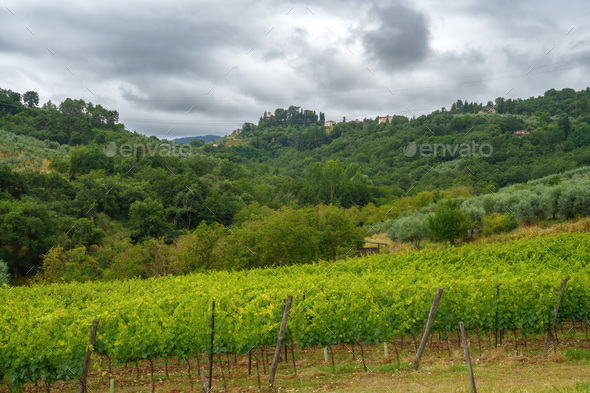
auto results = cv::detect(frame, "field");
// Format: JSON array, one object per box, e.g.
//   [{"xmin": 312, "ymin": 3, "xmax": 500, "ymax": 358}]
[{"xmin": 1, "ymin": 231, "xmax": 590, "ymax": 392}]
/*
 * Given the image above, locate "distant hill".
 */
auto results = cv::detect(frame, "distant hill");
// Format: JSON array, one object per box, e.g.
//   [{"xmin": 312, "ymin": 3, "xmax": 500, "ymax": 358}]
[{"xmin": 172, "ymin": 135, "xmax": 222, "ymax": 144}]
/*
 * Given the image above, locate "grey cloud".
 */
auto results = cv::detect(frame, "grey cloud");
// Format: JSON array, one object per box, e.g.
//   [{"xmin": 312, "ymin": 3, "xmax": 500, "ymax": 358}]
[
  {"xmin": 262, "ymin": 48, "xmax": 286, "ymax": 61},
  {"xmin": 284, "ymin": 24, "xmax": 379, "ymax": 92},
  {"xmin": 361, "ymin": 3, "xmax": 430, "ymax": 71}
]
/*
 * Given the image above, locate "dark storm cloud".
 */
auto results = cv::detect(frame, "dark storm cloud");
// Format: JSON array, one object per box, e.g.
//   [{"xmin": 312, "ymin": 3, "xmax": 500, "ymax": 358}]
[
  {"xmin": 361, "ymin": 3, "xmax": 430, "ymax": 71},
  {"xmin": 262, "ymin": 48, "xmax": 286, "ymax": 61}
]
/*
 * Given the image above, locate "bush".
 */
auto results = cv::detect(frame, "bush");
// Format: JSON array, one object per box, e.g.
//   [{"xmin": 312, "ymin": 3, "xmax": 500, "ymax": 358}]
[
  {"xmin": 482, "ymin": 212, "xmax": 518, "ymax": 235},
  {"xmin": 387, "ymin": 213, "xmax": 429, "ymax": 248},
  {"xmin": 557, "ymin": 181, "xmax": 590, "ymax": 218},
  {"xmin": 173, "ymin": 222, "xmax": 226, "ymax": 273},
  {"xmin": 35, "ymin": 246, "xmax": 99, "ymax": 283},
  {"xmin": 427, "ymin": 199, "xmax": 474, "ymax": 245},
  {"xmin": 129, "ymin": 198, "xmax": 172, "ymax": 242},
  {"xmin": 513, "ymin": 191, "xmax": 549, "ymax": 225}
]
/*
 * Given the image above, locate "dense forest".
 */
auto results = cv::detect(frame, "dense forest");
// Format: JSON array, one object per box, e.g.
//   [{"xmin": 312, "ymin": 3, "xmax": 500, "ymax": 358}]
[{"xmin": 1, "ymin": 86, "xmax": 590, "ymax": 284}]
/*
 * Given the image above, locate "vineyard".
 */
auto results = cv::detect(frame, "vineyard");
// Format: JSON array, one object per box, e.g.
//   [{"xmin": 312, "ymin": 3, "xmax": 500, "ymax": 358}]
[{"xmin": 1, "ymin": 232, "xmax": 590, "ymax": 391}]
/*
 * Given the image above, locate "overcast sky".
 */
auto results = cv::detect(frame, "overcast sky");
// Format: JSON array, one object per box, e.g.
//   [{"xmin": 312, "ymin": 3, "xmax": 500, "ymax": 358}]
[{"xmin": 3, "ymin": 0, "xmax": 590, "ymax": 139}]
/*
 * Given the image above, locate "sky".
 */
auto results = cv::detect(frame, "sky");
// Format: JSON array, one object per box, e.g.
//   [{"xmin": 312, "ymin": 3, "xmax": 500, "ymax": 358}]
[{"xmin": 2, "ymin": 0, "xmax": 590, "ymax": 139}]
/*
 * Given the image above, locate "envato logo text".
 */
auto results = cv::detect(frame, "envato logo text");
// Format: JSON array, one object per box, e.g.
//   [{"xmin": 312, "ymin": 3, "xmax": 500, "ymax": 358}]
[
  {"xmin": 104, "ymin": 142, "xmax": 194, "ymax": 158},
  {"xmin": 403, "ymin": 141, "xmax": 493, "ymax": 158}
]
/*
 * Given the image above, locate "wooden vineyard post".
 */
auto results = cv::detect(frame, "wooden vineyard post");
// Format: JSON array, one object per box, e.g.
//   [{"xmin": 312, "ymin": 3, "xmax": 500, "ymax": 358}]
[
  {"xmin": 255, "ymin": 354, "xmax": 261, "ymax": 389},
  {"xmin": 543, "ymin": 277, "xmax": 569, "ymax": 357},
  {"xmin": 209, "ymin": 300, "xmax": 215, "ymax": 390},
  {"xmin": 218, "ymin": 355, "xmax": 226, "ymax": 389},
  {"xmin": 248, "ymin": 349, "xmax": 252, "ymax": 376},
  {"xmin": 148, "ymin": 358, "xmax": 155, "ymax": 393},
  {"xmin": 290, "ymin": 337, "xmax": 297, "ymax": 375},
  {"xmin": 392, "ymin": 339, "xmax": 401, "ymax": 368},
  {"xmin": 328, "ymin": 346, "xmax": 335, "ymax": 373},
  {"xmin": 78, "ymin": 319, "xmax": 99, "ymax": 393},
  {"xmin": 412, "ymin": 288, "xmax": 444, "ymax": 370},
  {"xmin": 284, "ymin": 343, "xmax": 288, "ymax": 362},
  {"xmin": 200, "ymin": 366, "xmax": 208, "ymax": 393},
  {"xmin": 495, "ymin": 284, "xmax": 500, "ymax": 348},
  {"xmin": 186, "ymin": 357, "xmax": 193, "ymax": 391},
  {"xmin": 358, "ymin": 342, "xmax": 368, "ymax": 372},
  {"xmin": 260, "ymin": 347, "xmax": 266, "ymax": 373},
  {"xmin": 460, "ymin": 322, "xmax": 477, "ymax": 393},
  {"xmin": 268, "ymin": 295, "xmax": 293, "ymax": 390}
]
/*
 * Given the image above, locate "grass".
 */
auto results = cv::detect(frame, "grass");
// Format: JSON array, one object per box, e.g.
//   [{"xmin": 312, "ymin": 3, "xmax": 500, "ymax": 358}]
[
  {"xmin": 549, "ymin": 382, "xmax": 590, "ymax": 392},
  {"xmin": 566, "ymin": 348, "xmax": 590, "ymax": 361},
  {"xmin": 447, "ymin": 363, "xmax": 468, "ymax": 372}
]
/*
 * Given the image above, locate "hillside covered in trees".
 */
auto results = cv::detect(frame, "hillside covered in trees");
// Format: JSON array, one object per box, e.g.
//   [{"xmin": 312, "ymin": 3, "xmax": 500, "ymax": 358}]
[
  {"xmin": 231, "ymin": 88, "xmax": 590, "ymax": 192},
  {"xmin": 1, "ymin": 86, "xmax": 590, "ymax": 284}
]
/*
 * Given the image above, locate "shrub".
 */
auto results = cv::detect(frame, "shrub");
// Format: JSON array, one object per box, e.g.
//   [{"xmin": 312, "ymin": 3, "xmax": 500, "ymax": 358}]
[
  {"xmin": 427, "ymin": 199, "xmax": 474, "ymax": 245},
  {"xmin": 482, "ymin": 212, "xmax": 517, "ymax": 235},
  {"xmin": 387, "ymin": 213, "xmax": 429, "ymax": 249}
]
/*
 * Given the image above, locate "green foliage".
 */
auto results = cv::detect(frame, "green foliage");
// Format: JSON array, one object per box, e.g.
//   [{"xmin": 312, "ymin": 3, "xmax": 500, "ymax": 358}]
[
  {"xmin": 565, "ymin": 348, "xmax": 590, "ymax": 361},
  {"xmin": 481, "ymin": 212, "xmax": 517, "ymax": 235},
  {"xmin": 223, "ymin": 207, "xmax": 321, "ymax": 269},
  {"xmin": 557, "ymin": 182, "xmax": 590, "ymax": 219},
  {"xmin": 427, "ymin": 199, "xmax": 473, "ymax": 244},
  {"xmin": 190, "ymin": 138, "xmax": 205, "ymax": 148},
  {"xmin": 48, "ymin": 158, "xmax": 70, "ymax": 173},
  {"xmin": 100, "ymin": 238, "xmax": 144, "ymax": 280},
  {"xmin": 0, "ymin": 89, "xmax": 124, "ymax": 146},
  {"xmin": 0, "ymin": 199, "xmax": 58, "ymax": 278},
  {"xmin": 35, "ymin": 246, "xmax": 67, "ymax": 283},
  {"xmin": 234, "ymin": 88, "xmax": 590, "ymax": 195},
  {"xmin": 0, "ymin": 88, "xmax": 22, "ymax": 115},
  {"xmin": 387, "ymin": 213, "xmax": 430, "ymax": 248},
  {"xmin": 0, "ymin": 130, "xmax": 69, "ymax": 171},
  {"xmin": 221, "ymin": 205, "xmax": 362, "ymax": 269},
  {"xmin": 69, "ymin": 218, "xmax": 106, "ymax": 247},
  {"xmin": 316, "ymin": 204, "xmax": 364, "ymax": 261},
  {"xmin": 304, "ymin": 160, "xmax": 372, "ymax": 207},
  {"xmin": 68, "ymin": 145, "xmax": 113, "ymax": 178},
  {"xmin": 129, "ymin": 198, "xmax": 172, "ymax": 242},
  {"xmin": 233, "ymin": 201, "xmax": 274, "ymax": 224},
  {"xmin": 35, "ymin": 246, "xmax": 99, "ymax": 284},
  {"xmin": 546, "ymin": 174, "xmax": 561, "ymax": 186},
  {"xmin": 173, "ymin": 222, "xmax": 226, "ymax": 273},
  {"xmin": 202, "ymin": 191, "xmax": 244, "ymax": 226},
  {"xmin": 22, "ymin": 91, "xmax": 39, "ymax": 108}
]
